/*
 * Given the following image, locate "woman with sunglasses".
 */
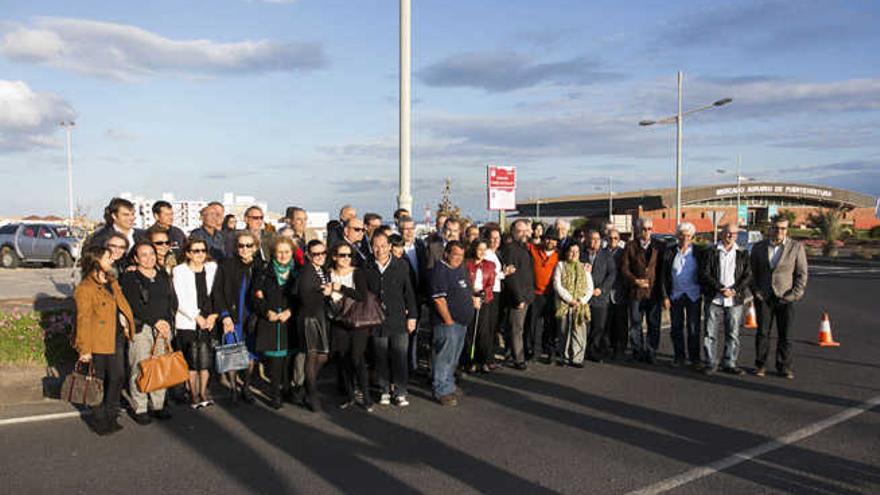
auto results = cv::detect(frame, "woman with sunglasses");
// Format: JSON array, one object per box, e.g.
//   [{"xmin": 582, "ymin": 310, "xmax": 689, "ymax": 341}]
[
  {"xmin": 216, "ymin": 231, "xmax": 264, "ymax": 404},
  {"xmin": 252, "ymin": 237, "xmax": 297, "ymax": 409},
  {"xmin": 74, "ymin": 245, "xmax": 136, "ymax": 435},
  {"xmin": 173, "ymin": 237, "xmax": 220, "ymax": 409},
  {"xmin": 293, "ymin": 239, "xmax": 333, "ymax": 412},
  {"xmin": 328, "ymin": 242, "xmax": 373, "ymax": 411},
  {"xmin": 147, "ymin": 229, "xmax": 177, "ymax": 274}
]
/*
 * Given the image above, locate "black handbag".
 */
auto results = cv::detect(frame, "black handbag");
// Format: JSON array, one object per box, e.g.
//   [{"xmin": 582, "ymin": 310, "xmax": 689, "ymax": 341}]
[{"xmin": 341, "ymin": 292, "xmax": 386, "ymax": 330}]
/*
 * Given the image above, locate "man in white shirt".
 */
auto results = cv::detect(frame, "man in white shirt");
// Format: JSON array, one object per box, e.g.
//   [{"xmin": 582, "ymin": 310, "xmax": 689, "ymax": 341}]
[{"xmin": 700, "ymin": 223, "xmax": 752, "ymax": 375}]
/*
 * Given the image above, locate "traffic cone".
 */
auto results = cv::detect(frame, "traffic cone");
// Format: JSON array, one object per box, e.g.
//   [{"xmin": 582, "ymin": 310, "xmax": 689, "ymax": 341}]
[
  {"xmin": 743, "ymin": 302, "xmax": 758, "ymax": 329},
  {"xmin": 817, "ymin": 312, "xmax": 840, "ymax": 347}
]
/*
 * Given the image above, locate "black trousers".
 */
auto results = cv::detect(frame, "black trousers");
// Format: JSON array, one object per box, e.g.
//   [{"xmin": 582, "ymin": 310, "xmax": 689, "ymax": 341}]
[
  {"xmin": 608, "ymin": 301, "xmax": 629, "ymax": 357},
  {"xmin": 373, "ymin": 332, "xmax": 409, "ymax": 396},
  {"xmin": 527, "ymin": 291, "xmax": 557, "ymax": 357},
  {"xmin": 755, "ymin": 296, "xmax": 795, "ymax": 372},
  {"xmin": 586, "ymin": 304, "xmax": 610, "ymax": 359},
  {"xmin": 91, "ymin": 334, "xmax": 125, "ymax": 418},
  {"xmin": 267, "ymin": 355, "xmax": 290, "ymax": 400},
  {"xmin": 332, "ymin": 326, "xmax": 371, "ymax": 405},
  {"xmin": 464, "ymin": 301, "xmax": 495, "ymax": 366}
]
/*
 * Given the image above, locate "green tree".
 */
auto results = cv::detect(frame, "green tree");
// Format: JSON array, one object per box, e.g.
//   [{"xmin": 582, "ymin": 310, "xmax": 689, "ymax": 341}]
[
  {"xmin": 808, "ymin": 208, "xmax": 845, "ymax": 257},
  {"xmin": 773, "ymin": 209, "xmax": 797, "ymax": 226}
]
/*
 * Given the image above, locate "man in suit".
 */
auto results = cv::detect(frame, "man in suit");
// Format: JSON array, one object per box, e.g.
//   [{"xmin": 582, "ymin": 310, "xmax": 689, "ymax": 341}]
[
  {"xmin": 555, "ymin": 218, "xmax": 574, "ymax": 253},
  {"xmin": 659, "ymin": 222, "xmax": 704, "ymax": 368},
  {"xmin": 750, "ymin": 218, "xmax": 808, "ymax": 379},
  {"xmin": 340, "ymin": 217, "xmax": 369, "ymax": 268},
  {"xmin": 606, "ymin": 229, "xmax": 629, "ymax": 360},
  {"xmin": 425, "ymin": 217, "xmax": 461, "ymax": 275},
  {"xmin": 582, "ymin": 230, "xmax": 616, "ymax": 362},
  {"xmin": 620, "ymin": 218, "xmax": 664, "ymax": 363},
  {"xmin": 326, "ymin": 205, "xmax": 357, "ymax": 247},
  {"xmin": 399, "ymin": 216, "xmax": 429, "ymax": 372}
]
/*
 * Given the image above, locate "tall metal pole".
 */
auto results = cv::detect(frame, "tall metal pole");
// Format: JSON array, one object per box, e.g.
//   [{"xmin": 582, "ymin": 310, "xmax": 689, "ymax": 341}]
[
  {"xmin": 675, "ymin": 71, "xmax": 683, "ymax": 226},
  {"xmin": 737, "ymin": 154, "xmax": 743, "ymax": 227},
  {"xmin": 608, "ymin": 175, "xmax": 613, "ymax": 222},
  {"xmin": 397, "ymin": 0, "xmax": 413, "ymax": 213},
  {"xmin": 61, "ymin": 121, "xmax": 75, "ymax": 225}
]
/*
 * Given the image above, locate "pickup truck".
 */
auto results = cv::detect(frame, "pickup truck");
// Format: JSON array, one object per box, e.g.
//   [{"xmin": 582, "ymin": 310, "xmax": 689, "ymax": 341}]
[{"xmin": 0, "ymin": 223, "xmax": 82, "ymax": 268}]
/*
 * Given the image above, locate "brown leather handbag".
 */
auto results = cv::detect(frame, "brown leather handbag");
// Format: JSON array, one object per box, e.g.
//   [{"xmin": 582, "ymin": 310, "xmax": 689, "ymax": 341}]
[
  {"xmin": 60, "ymin": 362, "xmax": 104, "ymax": 407},
  {"xmin": 137, "ymin": 338, "xmax": 189, "ymax": 393},
  {"xmin": 342, "ymin": 292, "xmax": 386, "ymax": 330}
]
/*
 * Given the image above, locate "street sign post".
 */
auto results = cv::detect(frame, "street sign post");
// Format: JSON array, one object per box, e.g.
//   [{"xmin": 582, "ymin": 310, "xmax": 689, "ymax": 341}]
[
  {"xmin": 487, "ymin": 165, "xmax": 516, "ymax": 211},
  {"xmin": 737, "ymin": 204, "xmax": 748, "ymax": 226}
]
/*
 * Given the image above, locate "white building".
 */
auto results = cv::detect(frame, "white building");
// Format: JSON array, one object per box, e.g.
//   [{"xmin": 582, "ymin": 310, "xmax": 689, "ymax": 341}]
[{"xmin": 120, "ymin": 192, "xmax": 269, "ymax": 234}]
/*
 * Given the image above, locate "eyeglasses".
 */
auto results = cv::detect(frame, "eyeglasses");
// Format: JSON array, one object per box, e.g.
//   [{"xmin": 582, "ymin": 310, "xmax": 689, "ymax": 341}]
[
  {"xmin": 335, "ymin": 253, "xmax": 352, "ymax": 258},
  {"xmin": 188, "ymin": 249, "xmax": 207, "ymax": 254},
  {"xmin": 246, "ymin": 216, "xmax": 264, "ymax": 220},
  {"xmin": 309, "ymin": 251, "xmax": 327, "ymax": 257},
  {"xmin": 152, "ymin": 241, "xmax": 170, "ymax": 246},
  {"xmin": 108, "ymin": 244, "xmax": 126, "ymax": 250},
  {"xmin": 238, "ymin": 243, "xmax": 255, "ymax": 249},
  {"xmin": 350, "ymin": 227, "xmax": 365, "ymax": 232},
  {"xmin": 610, "ymin": 237, "xmax": 620, "ymax": 241}
]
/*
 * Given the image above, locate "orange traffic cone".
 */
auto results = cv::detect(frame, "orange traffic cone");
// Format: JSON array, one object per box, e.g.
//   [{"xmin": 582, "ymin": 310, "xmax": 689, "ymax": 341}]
[
  {"xmin": 743, "ymin": 302, "xmax": 758, "ymax": 329},
  {"xmin": 817, "ymin": 312, "xmax": 840, "ymax": 347}
]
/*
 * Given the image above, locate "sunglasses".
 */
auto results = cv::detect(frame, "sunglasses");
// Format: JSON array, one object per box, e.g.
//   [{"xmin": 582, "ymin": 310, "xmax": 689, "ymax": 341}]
[
  {"xmin": 610, "ymin": 237, "xmax": 620, "ymax": 241},
  {"xmin": 247, "ymin": 216, "xmax": 264, "ymax": 220},
  {"xmin": 335, "ymin": 253, "xmax": 353, "ymax": 258},
  {"xmin": 189, "ymin": 248, "xmax": 207, "ymax": 254},
  {"xmin": 309, "ymin": 251, "xmax": 327, "ymax": 256},
  {"xmin": 238, "ymin": 243, "xmax": 255, "ymax": 249},
  {"xmin": 350, "ymin": 227, "xmax": 365, "ymax": 232},
  {"xmin": 152, "ymin": 241, "xmax": 170, "ymax": 246}
]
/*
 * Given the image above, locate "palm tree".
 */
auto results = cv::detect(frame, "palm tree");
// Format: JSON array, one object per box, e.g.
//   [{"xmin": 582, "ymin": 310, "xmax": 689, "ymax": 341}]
[{"xmin": 808, "ymin": 208, "xmax": 845, "ymax": 257}]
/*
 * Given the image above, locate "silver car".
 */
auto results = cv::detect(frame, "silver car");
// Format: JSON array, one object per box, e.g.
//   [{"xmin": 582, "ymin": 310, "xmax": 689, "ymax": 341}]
[{"xmin": 0, "ymin": 223, "xmax": 82, "ymax": 268}]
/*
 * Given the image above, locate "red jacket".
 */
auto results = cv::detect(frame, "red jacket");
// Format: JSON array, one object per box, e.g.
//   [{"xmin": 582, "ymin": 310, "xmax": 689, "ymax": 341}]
[
  {"xmin": 466, "ymin": 259, "xmax": 496, "ymax": 303},
  {"xmin": 529, "ymin": 244, "xmax": 559, "ymax": 295}
]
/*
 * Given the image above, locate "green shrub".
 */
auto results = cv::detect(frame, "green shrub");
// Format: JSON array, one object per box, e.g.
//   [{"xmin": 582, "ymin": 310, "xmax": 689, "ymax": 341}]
[
  {"xmin": 871, "ymin": 225, "xmax": 880, "ymax": 239},
  {"xmin": 0, "ymin": 308, "xmax": 77, "ymax": 365}
]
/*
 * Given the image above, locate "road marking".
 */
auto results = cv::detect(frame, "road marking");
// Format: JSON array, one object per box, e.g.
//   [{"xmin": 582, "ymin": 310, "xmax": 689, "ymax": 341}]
[
  {"xmin": 0, "ymin": 410, "xmax": 84, "ymax": 426},
  {"xmin": 627, "ymin": 394, "xmax": 880, "ymax": 495}
]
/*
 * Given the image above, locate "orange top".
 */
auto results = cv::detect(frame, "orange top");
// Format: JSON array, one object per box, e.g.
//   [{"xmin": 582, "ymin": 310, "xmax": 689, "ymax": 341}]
[{"xmin": 528, "ymin": 244, "xmax": 559, "ymax": 295}]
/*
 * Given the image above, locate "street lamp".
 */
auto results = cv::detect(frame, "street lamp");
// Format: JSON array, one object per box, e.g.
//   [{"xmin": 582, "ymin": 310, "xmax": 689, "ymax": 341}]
[
  {"xmin": 59, "ymin": 121, "xmax": 76, "ymax": 226},
  {"xmin": 398, "ymin": 0, "xmax": 413, "ymax": 213},
  {"xmin": 639, "ymin": 72, "xmax": 732, "ymax": 226},
  {"xmin": 592, "ymin": 176, "xmax": 614, "ymax": 221}
]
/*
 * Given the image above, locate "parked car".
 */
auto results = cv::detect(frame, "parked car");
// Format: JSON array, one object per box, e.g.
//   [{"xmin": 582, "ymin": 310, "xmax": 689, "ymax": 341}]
[{"xmin": 0, "ymin": 223, "xmax": 82, "ymax": 268}]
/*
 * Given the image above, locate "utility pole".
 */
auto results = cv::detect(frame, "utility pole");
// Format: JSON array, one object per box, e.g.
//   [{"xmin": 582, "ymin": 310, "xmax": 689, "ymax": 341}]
[
  {"xmin": 397, "ymin": 0, "xmax": 413, "ymax": 213},
  {"xmin": 675, "ymin": 71, "xmax": 683, "ymax": 226},
  {"xmin": 60, "ymin": 121, "xmax": 76, "ymax": 225},
  {"xmin": 608, "ymin": 175, "xmax": 613, "ymax": 222}
]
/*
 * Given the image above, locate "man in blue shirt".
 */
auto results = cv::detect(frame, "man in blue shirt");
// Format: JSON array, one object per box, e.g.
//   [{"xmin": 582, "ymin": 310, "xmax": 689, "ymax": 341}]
[
  {"xmin": 660, "ymin": 222, "xmax": 704, "ymax": 368},
  {"xmin": 430, "ymin": 241, "xmax": 478, "ymax": 406}
]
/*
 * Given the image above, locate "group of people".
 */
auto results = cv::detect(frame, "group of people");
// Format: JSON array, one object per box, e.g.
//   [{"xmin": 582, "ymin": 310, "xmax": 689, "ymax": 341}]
[{"xmin": 72, "ymin": 196, "xmax": 808, "ymax": 435}]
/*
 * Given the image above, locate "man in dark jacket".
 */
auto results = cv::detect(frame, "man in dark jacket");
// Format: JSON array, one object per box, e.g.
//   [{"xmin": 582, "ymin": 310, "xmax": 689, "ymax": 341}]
[
  {"xmin": 148, "ymin": 200, "xmax": 187, "ymax": 253},
  {"xmin": 659, "ymin": 222, "xmax": 704, "ymax": 368},
  {"xmin": 582, "ymin": 230, "xmax": 616, "ymax": 362},
  {"xmin": 340, "ymin": 217, "xmax": 369, "ymax": 268},
  {"xmin": 326, "ymin": 205, "xmax": 357, "ymax": 248},
  {"xmin": 425, "ymin": 217, "xmax": 461, "ymax": 275},
  {"xmin": 501, "ymin": 219, "xmax": 536, "ymax": 369},
  {"xmin": 190, "ymin": 201, "xmax": 228, "ymax": 261},
  {"xmin": 700, "ymin": 223, "xmax": 752, "ymax": 375},
  {"xmin": 620, "ymin": 218, "xmax": 664, "ymax": 363},
  {"xmin": 364, "ymin": 232, "xmax": 418, "ymax": 407},
  {"xmin": 606, "ymin": 229, "xmax": 628, "ymax": 360},
  {"xmin": 84, "ymin": 197, "xmax": 146, "ymax": 254}
]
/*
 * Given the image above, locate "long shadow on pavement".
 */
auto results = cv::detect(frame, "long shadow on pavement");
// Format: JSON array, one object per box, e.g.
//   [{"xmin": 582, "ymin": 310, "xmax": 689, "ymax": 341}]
[{"xmin": 470, "ymin": 372, "xmax": 880, "ymax": 494}]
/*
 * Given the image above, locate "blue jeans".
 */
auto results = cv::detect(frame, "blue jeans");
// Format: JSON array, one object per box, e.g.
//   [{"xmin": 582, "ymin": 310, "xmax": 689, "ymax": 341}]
[
  {"xmin": 703, "ymin": 303, "xmax": 743, "ymax": 369},
  {"xmin": 670, "ymin": 295, "xmax": 702, "ymax": 363},
  {"xmin": 432, "ymin": 323, "xmax": 466, "ymax": 397},
  {"xmin": 628, "ymin": 299, "xmax": 661, "ymax": 358}
]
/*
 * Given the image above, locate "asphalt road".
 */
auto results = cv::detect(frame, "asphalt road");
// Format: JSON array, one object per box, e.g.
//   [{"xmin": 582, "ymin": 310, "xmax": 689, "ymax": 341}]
[{"xmin": 1, "ymin": 267, "xmax": 878, "ymax": 494}]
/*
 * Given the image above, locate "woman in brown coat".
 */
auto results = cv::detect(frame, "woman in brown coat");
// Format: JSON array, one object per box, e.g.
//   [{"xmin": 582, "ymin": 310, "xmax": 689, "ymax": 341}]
[{"xmin": 74, "ymin": 245, "xmax": 135, "ymax": 435}]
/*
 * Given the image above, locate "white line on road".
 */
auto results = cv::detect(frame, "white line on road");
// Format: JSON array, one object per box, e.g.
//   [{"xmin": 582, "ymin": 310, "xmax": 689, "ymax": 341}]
[
  {"xmin": 626, "ymin": 394, "xmax": 880, "ymax": 495},
  {"xmin": 0, "ymin": 410, "xmax": 84, "ymax": 426}
]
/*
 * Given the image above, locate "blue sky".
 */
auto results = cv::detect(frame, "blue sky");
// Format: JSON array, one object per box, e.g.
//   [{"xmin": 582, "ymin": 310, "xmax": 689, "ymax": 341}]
[{"xmin": 0, "ymin": 0, "xmax": 878, "ymax": 220}]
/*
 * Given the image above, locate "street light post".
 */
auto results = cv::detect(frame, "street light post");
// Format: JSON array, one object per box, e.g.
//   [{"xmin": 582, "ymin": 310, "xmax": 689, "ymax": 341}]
[
  {"xmin": 639, "ymin": 72, "xmax": 732, "ymax": 228},
  {"xmin": 608, "ymin": 175, "xmax": 613, "ymax": 222},
  {"xmin": 60, "ymin": 121, "xmax": 76, "ymax": 225},
  {"xmin": 398, "ymin": 0, "xmax": 413, "ymax": 213}
]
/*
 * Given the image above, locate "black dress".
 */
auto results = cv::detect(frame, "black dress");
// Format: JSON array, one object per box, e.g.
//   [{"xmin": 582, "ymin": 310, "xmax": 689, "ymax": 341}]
[
  {"xmin": 295, "ymin": 263, "xmax": 331, "ymax": 353},
  {"xmin": 252, "ymin": 268, "xmax": 295, "ymax": 355}
]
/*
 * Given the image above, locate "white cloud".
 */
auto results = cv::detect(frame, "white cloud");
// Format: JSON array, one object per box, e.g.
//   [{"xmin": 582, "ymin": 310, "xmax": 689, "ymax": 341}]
[
  {"xmin": 0, "ymin": 80, "xmax": 75, "ymax": 151},
  {"xmin": 1, "ymin": 17, "xmax": 327, "ymax": 81}
]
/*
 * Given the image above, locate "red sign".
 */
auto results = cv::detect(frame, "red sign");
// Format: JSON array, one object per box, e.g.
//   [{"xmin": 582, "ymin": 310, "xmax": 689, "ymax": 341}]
[{"xmin": 487, "ymin": 165, "xmax": 516, "ymax": 210}]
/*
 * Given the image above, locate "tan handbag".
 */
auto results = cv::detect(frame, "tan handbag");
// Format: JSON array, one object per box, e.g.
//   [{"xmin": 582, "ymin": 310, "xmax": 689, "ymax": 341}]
[{"xmin": 137, "ymin": 338, "xmax": 189, "ymax": 393}]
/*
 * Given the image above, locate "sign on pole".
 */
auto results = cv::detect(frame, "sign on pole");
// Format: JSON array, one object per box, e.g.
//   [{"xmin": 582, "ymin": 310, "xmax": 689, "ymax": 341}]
[
  {"xmin": 487, "ymin": 165, "xmax": 516, "ymax": 211},
  {"xmin": 767, "ymin": 204, "xmax": 778, "ymax": 219},
  {"xmin": 737, "ymin": 204, "xmax": 748, "ymax": 225}
]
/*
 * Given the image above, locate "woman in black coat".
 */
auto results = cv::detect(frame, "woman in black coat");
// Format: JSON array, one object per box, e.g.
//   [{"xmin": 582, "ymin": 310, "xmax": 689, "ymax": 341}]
[
  {"xmin": 252, "ymin": 237, "xmax": 297, "ymax": 409},
  {"xmin": 295, "ymin": 240, "xmax": 333, "ymax": 412}
]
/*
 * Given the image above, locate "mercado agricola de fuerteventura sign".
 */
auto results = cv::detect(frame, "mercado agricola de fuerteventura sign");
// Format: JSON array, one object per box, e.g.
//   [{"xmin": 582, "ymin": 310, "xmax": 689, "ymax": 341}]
[{"xmin": 714, "ymin": 184, "xmax": 833, "ymax": 198}]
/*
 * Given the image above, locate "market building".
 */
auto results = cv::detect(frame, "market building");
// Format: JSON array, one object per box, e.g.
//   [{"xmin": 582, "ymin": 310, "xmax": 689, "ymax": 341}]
[{"xmin": 515, "ymin": 182, "xmax": 879, "ymax": 234}]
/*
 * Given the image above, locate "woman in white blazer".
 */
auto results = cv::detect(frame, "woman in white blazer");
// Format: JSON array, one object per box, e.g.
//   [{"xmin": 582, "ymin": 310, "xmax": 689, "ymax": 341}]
[{"xmin": 173, "ymin": 238, "xmax": 220, "ymax": 409}]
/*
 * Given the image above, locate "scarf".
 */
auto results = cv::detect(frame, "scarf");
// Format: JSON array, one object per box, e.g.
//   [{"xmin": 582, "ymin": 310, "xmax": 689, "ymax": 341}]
[
  {"xmin": 272, "ymin": 259, "xmax": 293, "ymax": 286},
  {"xmin": 555, "ymin": 260, "xmax": 591, "ymax": 327}
]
